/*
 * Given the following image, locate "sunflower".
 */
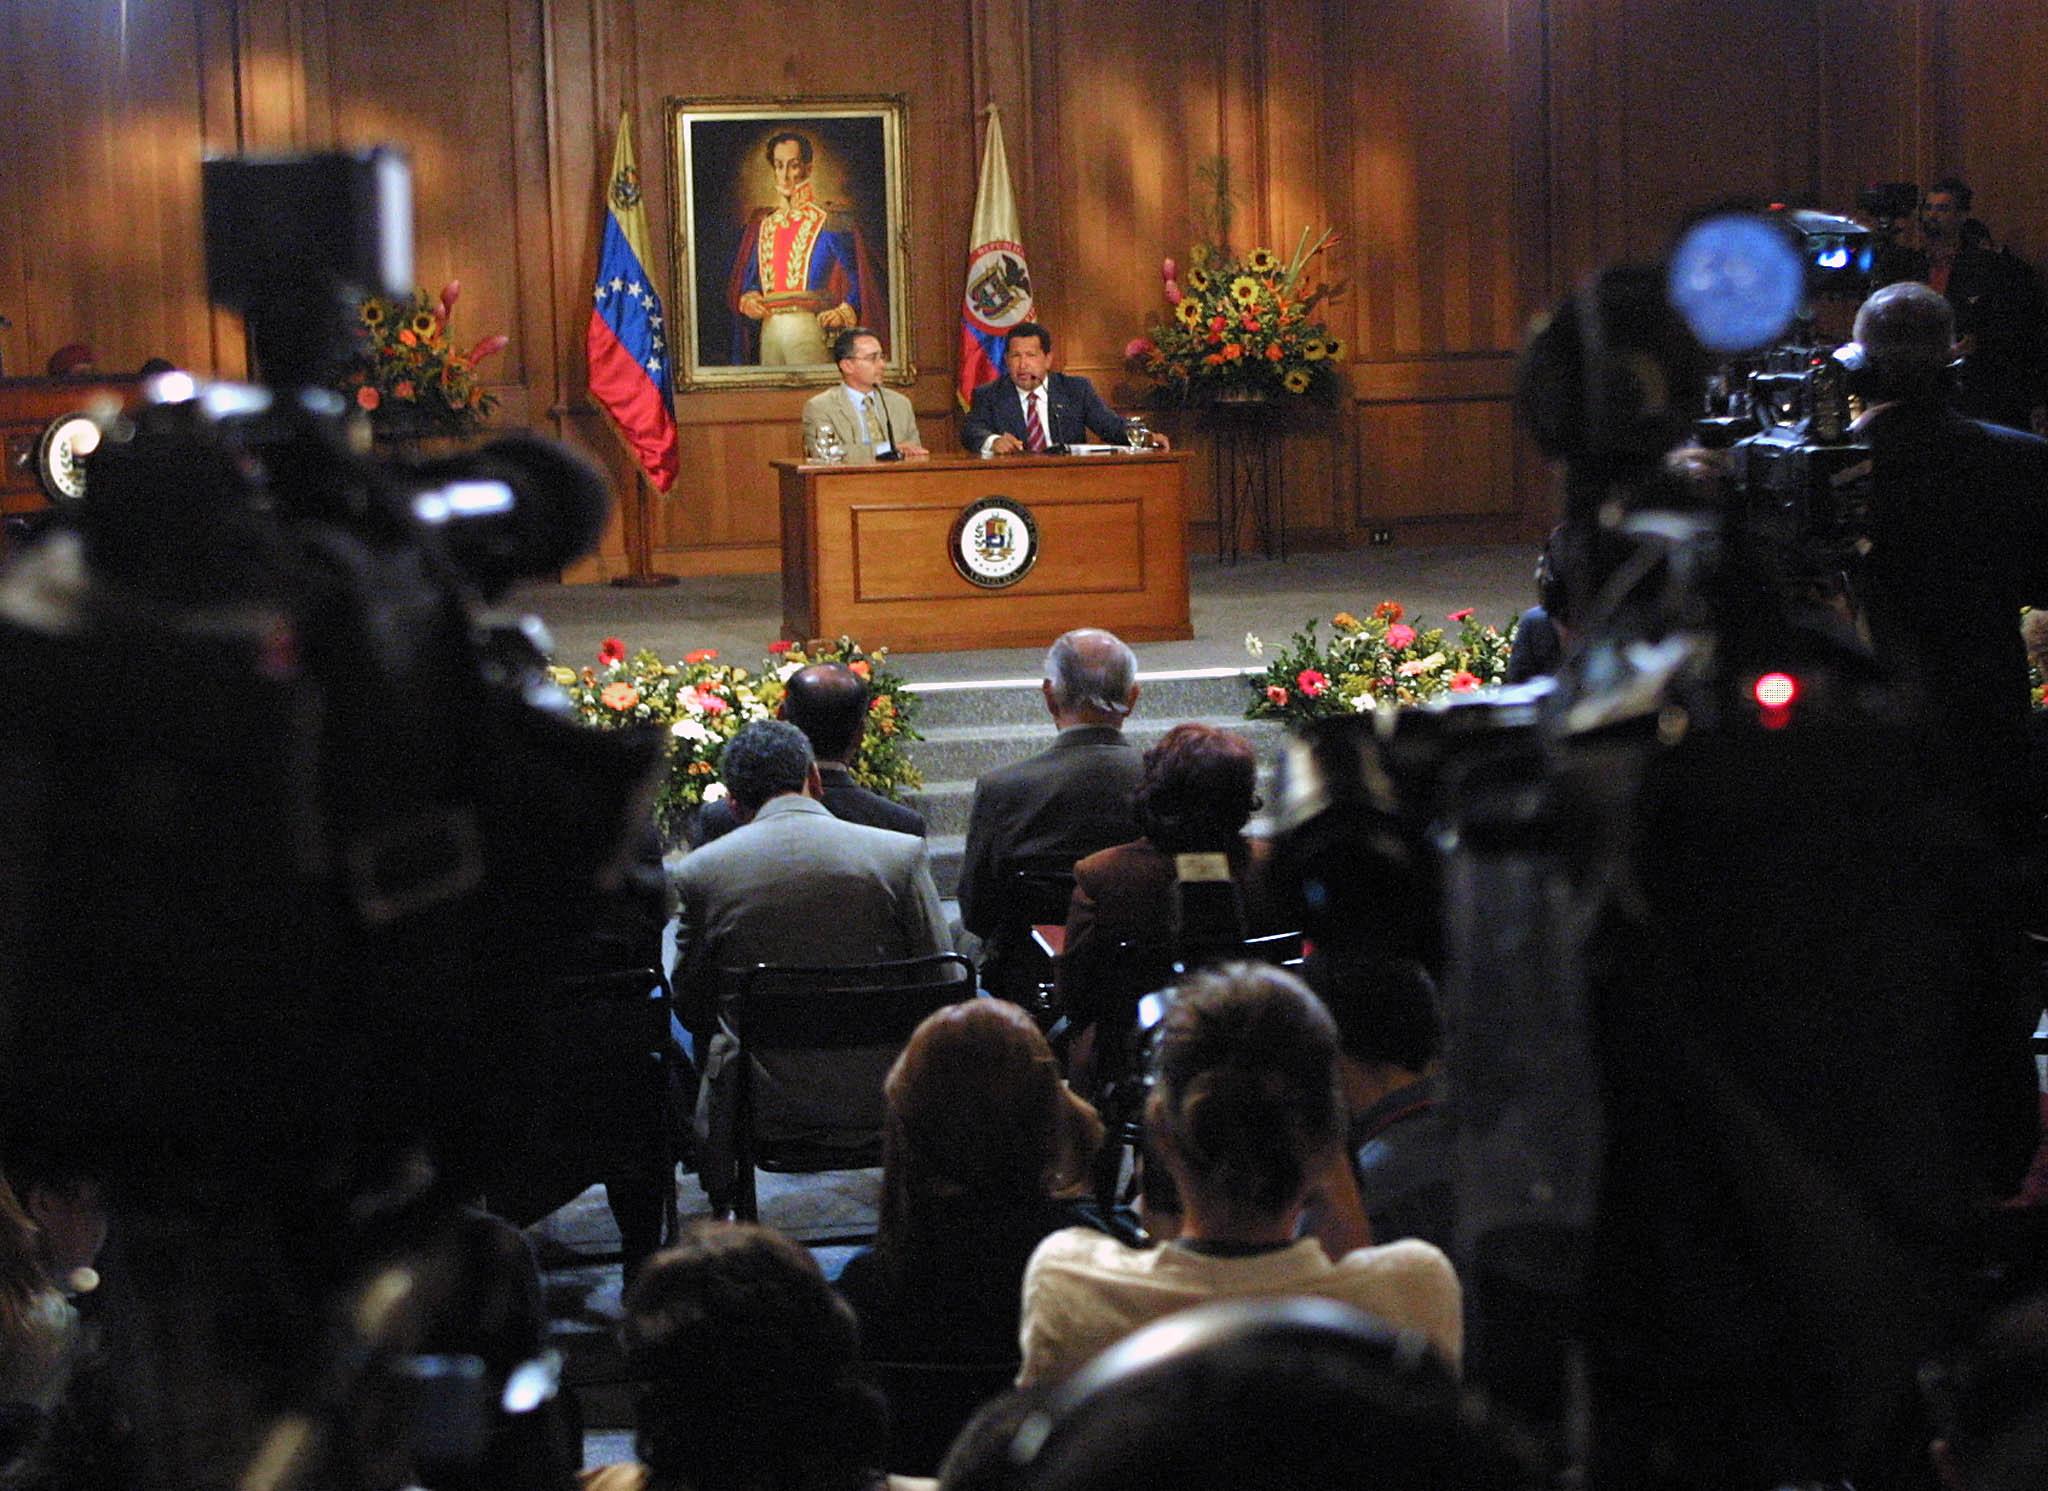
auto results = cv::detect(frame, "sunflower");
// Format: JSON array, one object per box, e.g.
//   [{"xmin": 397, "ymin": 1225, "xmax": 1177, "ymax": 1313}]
[
  {"xmin": 361, "ymin": 301, "xmax": 387, "ymax": 327},
  {"xmin": 408, "ymin": 311, "xmax": 439, "ymax": 339},
  {"xmin": 1185, "ymin": 266, "xmax": 1211, "ymax": 293},
  {"xmin": 1175, "ymin": 298, "xmax": 1205, "ymax": 328},
  {"xmin": 1246, "ymin": 247, "xmax": 1279, "ymax": 273},
  {"xmin": 1325, "ymin": 338, "xmax": 1348, "ymax": 360},
  {"xmin": 1228, "ymin": 276, "xmax": 1261, "ymax": 305},
  {"xmin": 1283, "ymin": 368, "xmax": 1312, "ymax": 394},
  {"xmin": 1303, "ymin": 337, "xmax": 1329, "ymax": 361}
]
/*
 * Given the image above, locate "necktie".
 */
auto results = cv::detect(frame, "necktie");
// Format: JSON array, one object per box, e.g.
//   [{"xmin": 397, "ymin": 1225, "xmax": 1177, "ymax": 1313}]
[
  {"xmin": 862, "ymin": 394, "xmax": 885, "ymax": 446},
  {"xmin": 1024, "ymin": 390, "xmax": 1047, "ymax": 452}
]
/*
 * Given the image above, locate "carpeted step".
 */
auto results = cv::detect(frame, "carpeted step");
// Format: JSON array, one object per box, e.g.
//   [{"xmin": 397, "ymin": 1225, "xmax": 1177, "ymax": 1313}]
[{"xmin": 905, "ymin": 666, "xmax": 1266, "ymax": 731}]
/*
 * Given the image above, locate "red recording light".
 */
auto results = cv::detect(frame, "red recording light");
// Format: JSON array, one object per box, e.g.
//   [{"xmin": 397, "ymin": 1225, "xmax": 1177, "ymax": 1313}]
[{"xmin": 1753, "ymin": 672, "xmax": 1799, "ymax": 709}]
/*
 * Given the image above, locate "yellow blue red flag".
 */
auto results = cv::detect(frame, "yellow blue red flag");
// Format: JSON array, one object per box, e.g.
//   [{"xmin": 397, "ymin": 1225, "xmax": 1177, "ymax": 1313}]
[
  {"xmin": 957, "ymin": 108, "xmax": 1034, "ymax": 410},
  {"xmin": 587, "ymin": 110, "xmax": 680, "ymax": 492}
]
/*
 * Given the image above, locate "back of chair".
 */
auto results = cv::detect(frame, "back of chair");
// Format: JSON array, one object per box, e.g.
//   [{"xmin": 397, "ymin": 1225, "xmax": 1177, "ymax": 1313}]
[{"xmin": 725, "ymin": 953, "xmax": 976, "ymax": 1225}]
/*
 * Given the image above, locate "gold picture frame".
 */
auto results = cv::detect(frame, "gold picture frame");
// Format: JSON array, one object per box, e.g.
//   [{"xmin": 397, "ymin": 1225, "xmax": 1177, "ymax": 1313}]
[{"xmin": 666, "ymin": 95, "xmax": 914, "ymax": 391}]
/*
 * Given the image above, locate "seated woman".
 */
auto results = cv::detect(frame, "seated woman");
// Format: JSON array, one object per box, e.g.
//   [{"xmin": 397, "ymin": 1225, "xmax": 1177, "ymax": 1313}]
[
  {"xmin": 1054, "ymin": 723, "xmax": 1285, "ymax": 1080},
  {"xmin": 1015, "ymin": 963, "xmax": 1462, "ymax": 1388},
  {"xmin": 586, "ymin": 1221, "xmax": 923, "ymax": 1491},
  {"xmin": 837, "ymin": 999, "xmax": 1102, "ymax": 1365}
]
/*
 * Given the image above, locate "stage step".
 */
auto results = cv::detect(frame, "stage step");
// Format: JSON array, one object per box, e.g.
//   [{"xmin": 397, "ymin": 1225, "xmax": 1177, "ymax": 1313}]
[{"xmin": 898, "ymin": 667, "xmax": 1285, "ymax": 897}]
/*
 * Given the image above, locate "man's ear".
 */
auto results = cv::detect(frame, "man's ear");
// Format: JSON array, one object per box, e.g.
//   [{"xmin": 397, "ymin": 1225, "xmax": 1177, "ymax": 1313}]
[
  {"xmin": 1041, "ymin": 678, "xmax": 1059, "ymax": 718},
  {"xmin": 1125, "ymin": 680, "xmax": 1141, "ymax": 715},
  {"xmin": 804, "ymin": 763, "xmax": 826, "ymax": 801},
  {"xmin": 730, "ymin": 795, "xmax": 757, "ymax": 826}
]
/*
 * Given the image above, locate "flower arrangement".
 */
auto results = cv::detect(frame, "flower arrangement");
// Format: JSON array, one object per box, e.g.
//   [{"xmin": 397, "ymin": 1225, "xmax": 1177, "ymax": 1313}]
[
  {"xmin": 344, "ymin": 279, "xmax": 508, "ymax": 438},
  {"xmin": 1125, "ymin": 157, "xmax": 1346, "ymax": 406},
  {"xmin": 1245, "ymin": 602, "xmax": 1517, "ymax": 725},
  {"xmin": 551, "ymin": 635, "xmax": 922, "ymax": 837}
]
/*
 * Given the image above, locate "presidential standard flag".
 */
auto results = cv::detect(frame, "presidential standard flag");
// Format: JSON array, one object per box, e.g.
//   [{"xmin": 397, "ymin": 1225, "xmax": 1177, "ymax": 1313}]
[
  {"xmin": 957, "ymin": 107, "xmax": 1034, "ymax": 410},
  {"xmin": 587, "ymin": 110, "xmax": 680, "ymax": 492}
]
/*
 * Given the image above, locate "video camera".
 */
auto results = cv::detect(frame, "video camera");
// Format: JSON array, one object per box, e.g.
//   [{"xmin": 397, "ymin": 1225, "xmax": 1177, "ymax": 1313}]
[{"xmin": 0, "ymin": 151, "xmax": 660, "ymax": 1486}]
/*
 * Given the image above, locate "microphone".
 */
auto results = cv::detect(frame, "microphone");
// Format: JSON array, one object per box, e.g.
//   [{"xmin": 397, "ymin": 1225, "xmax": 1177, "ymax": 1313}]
[{"xmin": 874, "ymin": 390, "xmax": 903, "ymax": 462}]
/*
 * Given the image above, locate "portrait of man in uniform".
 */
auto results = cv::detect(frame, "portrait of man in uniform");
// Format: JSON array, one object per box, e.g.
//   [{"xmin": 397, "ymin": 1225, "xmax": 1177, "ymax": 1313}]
[{"xmin": 670, "ymin": 99, "xmax": 912, "ymax": 390}]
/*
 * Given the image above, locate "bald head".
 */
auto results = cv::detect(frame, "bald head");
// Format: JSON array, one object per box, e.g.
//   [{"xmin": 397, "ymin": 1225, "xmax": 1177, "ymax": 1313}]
[
  {"xmin": 782, "ymin": 662, "xmax": 869, "ymax": 763},
  {"xmin": 1854, "ymin": 281, "xmax": 1956, "ymax": 402},
  {"xmin": 1043, "ymin": 627, "xmax": 1139, "ymax": 727}
]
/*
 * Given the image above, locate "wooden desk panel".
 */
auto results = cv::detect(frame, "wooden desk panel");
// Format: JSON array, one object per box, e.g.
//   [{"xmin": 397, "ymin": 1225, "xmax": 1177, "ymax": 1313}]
[{"xmin": 775, "ymin": 454, "xmax": 1191, "ymax": 654}]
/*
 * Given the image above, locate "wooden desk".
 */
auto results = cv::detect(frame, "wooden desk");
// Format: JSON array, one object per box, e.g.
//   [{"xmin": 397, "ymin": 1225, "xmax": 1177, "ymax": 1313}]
[{"xmin": 774, "ymin": 452, "xmax": 1191, "ymax": 654}]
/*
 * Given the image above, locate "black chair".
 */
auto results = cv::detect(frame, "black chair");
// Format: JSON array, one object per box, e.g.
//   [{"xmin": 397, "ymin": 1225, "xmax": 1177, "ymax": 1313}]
[
  {"xmin": 985, "ymin": 861, "xmax": 1081, "ymax": 1023},
  {"xmin": 866, "ymin": 1357, "xmax": 1020, "ymax": 1477},
  {"xmin": 720, "ymin": 953, "xmax": 976, "ymax": 1240},
  {"xmin": 488, "ymin": 964, "xmax": 682, "ymax": 1268}
]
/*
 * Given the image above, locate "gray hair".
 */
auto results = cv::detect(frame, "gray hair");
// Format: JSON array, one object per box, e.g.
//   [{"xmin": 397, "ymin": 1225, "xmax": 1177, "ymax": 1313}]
[
  {"xmin": 1854, "ymin": 281, "xmax": 1956, "ymax": 398},
  {"xmin": 1044, "ymin": 628, "xmax": 1137, "ymax": 718},
  {"xmin": 721, "ymin": 719, "xmax": 814, "ymax": 811}
]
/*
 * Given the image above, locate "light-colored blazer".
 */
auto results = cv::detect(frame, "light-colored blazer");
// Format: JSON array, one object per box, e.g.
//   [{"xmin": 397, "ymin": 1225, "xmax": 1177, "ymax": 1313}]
[{"xmin": 802, "ymin": 383, "xmax": 922, "ymax": 462}]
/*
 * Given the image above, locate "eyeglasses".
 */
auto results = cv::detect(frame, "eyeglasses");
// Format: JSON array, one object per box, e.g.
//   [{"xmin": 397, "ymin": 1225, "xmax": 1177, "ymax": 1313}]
[{"xmin": 843, "ymin": 352, "xmax": 885, "ymax": 362}]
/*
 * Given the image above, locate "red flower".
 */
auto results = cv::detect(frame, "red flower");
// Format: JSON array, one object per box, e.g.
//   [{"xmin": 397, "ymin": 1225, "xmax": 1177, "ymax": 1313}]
[
  {"xmin": 685, "ymin": 648, "xmax": 718, "ymax": 664},
  {"xmin": 1372, "ymin": 601, "xmax": 1404, "ymax": 622},
  {"xmin": 392, "ymin": 379, "xmax": 415, "ymax": 400},
  {"xmin": 1266, "ymin": 685, "xmax": 1290, "ymax": 706},
  {"xmin": 1223, "ymin": 343, "xmax": 1244, "ymax": 361},
  {"xmin": 848, "ymin": 660, "xmax": 872, "ymax": 679},
  {"xmin": 600, "ymin": 682, "xmax": 640, "ymax": 711},
  {"xmin": 1449, "ymin": 671, "xmax": 1481, "ymax": 692},
  {"xmin": 1386, "ymin": 623, "xmax": 1416, "ymax": 650},
  {"xmin": 1210, "ymin": 315, "xmax": 1229, "ymax": 334},
  {"xmin": 355, "ymin": 386, "xmax": 381, "ymax": 411},
  {"xmin": 767, "ymin": 639, "xmax": 795, "ymax": 654},
  {"xmin": 1296, "ymin": 669, "xmax": 1328, "ymax": 697},
  {"xmin": 598, "ymin": 636, "xmax": 627, "ymax": 666},
  {"xmin": 1266, "ymin": 344, "xmax": 1284, "ymax": 361},
  {"xmin": 1241, "ymin": 314, "xmax": 1260, "ymax": 331},
  {"xmin": 1447, "ymin": 608, "xmax": 1475, "ymax": 623}
]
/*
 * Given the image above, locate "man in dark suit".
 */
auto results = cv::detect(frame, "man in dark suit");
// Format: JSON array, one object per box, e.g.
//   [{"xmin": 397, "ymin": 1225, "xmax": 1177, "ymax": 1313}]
[
  {"xmin": 960, "ymin": 321, "xmax": 1169, "ymax": 454},
  {"xmin": 1916, "ymin": 179, "xmax": 2048, "ymax": 434},
  {"xmin": 675, "ymin": 720, "xmax": 950, "ymax": 1206},
  {"xmin": 958, "ymin": 628, "xmax": 1145, "ymax": 999},
  {"xmin": 694, "ymin": 661, "xmax": 924, "ymax": 845}
]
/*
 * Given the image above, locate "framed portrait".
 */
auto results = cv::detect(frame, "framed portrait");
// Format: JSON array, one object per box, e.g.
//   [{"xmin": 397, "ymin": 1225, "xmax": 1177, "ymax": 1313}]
[{"xmin": 666, "ymin": 95, "xmax": 913, "ymax": 391}]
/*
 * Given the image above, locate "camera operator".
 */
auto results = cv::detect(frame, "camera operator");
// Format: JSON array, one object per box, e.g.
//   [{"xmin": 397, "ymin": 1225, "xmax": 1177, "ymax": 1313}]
[
  {"xmin": 1850, "ymin": 279, "xmax": 2048, "ymax": 856},
  {"xmin": 1917, "ymin": 179, "xmax": 2048, "ymax": 434}
]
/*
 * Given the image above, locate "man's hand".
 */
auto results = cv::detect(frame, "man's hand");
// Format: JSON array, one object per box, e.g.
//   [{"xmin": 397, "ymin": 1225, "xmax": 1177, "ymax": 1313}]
[
  {"xmin": 991, "ymin": 433, "xmax": 1025, "ymax": 454},
  {"xmin": 1147, "ymin": 432, "xmax": 1172, "ymax": 452},
  {"xmin": 818, "ymin": 303, "xmax": 857, "ymax": 331},
  {"xmin": 901, "ymin": 442, "xmax": 930, "ymax": 459},
  {"xmin": 737, "ymin": 291, "xmax": 767, "ymax": 321}
]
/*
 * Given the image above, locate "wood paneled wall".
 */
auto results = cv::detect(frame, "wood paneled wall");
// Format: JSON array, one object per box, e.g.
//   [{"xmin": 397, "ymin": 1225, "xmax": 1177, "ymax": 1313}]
[{"xmin": 5, "ymin": 0, "xmax": 2046, "ymax": 579}]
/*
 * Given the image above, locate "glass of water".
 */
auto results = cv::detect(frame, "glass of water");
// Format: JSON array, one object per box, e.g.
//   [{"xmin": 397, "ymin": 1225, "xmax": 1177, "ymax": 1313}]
[
  {"xmin": 808, "ymin": 423, "xmax": 846, "ymax": 464},
  {"xmin": 1124, "ymin": 417, "xmax": 1151, "ymax": 452}
]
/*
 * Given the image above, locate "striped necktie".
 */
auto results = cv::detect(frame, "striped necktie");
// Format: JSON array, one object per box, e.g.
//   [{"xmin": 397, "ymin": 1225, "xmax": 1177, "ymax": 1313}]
[
  {"xmin": 862, "ymin": 393, "xmax": 885, "ymax": 446},
  {"xmin": 1024, "ymin": 389, "xmax": 1047, "ymax": 452}
]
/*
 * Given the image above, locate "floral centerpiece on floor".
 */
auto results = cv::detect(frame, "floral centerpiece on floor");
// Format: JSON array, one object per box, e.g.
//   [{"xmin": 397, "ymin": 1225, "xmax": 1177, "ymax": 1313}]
[
  {"xmin": 343, "ymin": 279, "xmax": 508, "ymax": 438},
  {"xmin": 551, "ymin": 635, "xmax": 922, "ymax": 838},
  {"xmin": 1245, "ymin": 602, "xmax": 1517, "ymax": 725},
  {"xmin": 1124, "ymin": 158, "xmax": 1347, "ymax": 406}
]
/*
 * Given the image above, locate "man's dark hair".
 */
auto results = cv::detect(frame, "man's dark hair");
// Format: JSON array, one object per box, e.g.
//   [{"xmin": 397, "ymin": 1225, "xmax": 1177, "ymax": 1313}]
[
  {"xmin": 763, "ymin": 130, "xmax": 814, "ymax": 168},
  {"xmin": 831, "ymin": 326, "xmax": 880, "ymax": 364},
  {"xmin": 783, "ymin": 663, "xmax": 869, "ymax": 762},
  {"xmin": 622, "ymin": 1221, "xmax": 885, "ymax": 1490},
  {"xmin": 1007, "ymin": 321, "xmax": 1052, "ymax": 355},
  {"xmin": 1929, "ymin": 176, "xmax": 1974, "ymax": 212},
  {"xmin": 1305, "ymin": 952, "xmax": 1443, "ymax": 1073},
  {"xmin": 720, "ymin": 719, "xmax": 813, "ymax": 812}
]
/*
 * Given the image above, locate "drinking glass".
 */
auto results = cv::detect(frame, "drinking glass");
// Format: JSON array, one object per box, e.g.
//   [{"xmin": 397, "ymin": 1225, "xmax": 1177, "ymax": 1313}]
[{"xmin": 1124, "ymin": 417, "xmax": 1151, "ymax": 452}]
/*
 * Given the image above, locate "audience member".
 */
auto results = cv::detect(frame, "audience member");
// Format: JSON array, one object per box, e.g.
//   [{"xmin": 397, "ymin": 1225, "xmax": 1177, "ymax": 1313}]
[
  {"xmin": 676, "ymin": 720, "xmax": 950, "ymax": 1209},
  {"xmin": 972, "ymin": 1299, "xmax": 1529, "ymax": 1491},
  {"xmin": 585, "ymin": 1220, "xmax": 925, "ymax": 1491},
  {"xmin": 1504, "ymin": 525, "xmax": 1578, "ymax": 684},
  {"xmin": 958, "ymin": 630, "xmax": 1144, "ymax": 1001},
  {"xmin": 1015, "ymin": 963, "xmax": 1461, "ymax": 1387},
  {"xmin": 1915, "ymin": 178, "xmax": 2048, "ymax": 434},
  {"xmin": 838, "ymin": 1000, "xmax": 1104, "ymax": 1365},
  {"xmin": 1055, "ymin": 722, "xmax": 1284, "ymax": 1082},
  {"xmin": 696, "ymin": 662, "xmax": 925, "ymax": 845},
  {"xmin": 1307, "ymin": 952, "xmax": 1456, "ymax": 1256}
]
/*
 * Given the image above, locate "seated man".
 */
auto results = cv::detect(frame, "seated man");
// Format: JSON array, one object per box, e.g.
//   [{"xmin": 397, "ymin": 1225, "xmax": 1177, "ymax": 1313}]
[
  {"xmin": 675, "ymin": 720, "xmax": 950, "ymax": 1205},
  {"xmin": 801, "ymin": 326, "xmax": 926, "ymax": 462},
  {"xmin": 961, "ymin": 321, "xmax": 1167, "ymax": 454},
  {"xmin": 1307, "ymin": 952, "xmax": 1456, "ymax": 1255},
  {"xmin": 694, "ymin": 661, "xmax": 925, "ymax": 845},
  {"xmin": 958, "ymin": 628, "xmax": 1144, "ymax": 1000}
]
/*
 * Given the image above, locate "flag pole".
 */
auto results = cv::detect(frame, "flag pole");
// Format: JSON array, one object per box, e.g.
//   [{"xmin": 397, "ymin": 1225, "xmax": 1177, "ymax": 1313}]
[{"xmin": 611, "ymin": 467, "xmax": 678, "ymax": 588}]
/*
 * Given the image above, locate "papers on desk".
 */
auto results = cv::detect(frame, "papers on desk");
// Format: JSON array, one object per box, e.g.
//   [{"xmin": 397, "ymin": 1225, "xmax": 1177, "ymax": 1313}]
[{"xmin": 1065, "ymin": 443, "xmax": 1135, "ymax": 456}]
